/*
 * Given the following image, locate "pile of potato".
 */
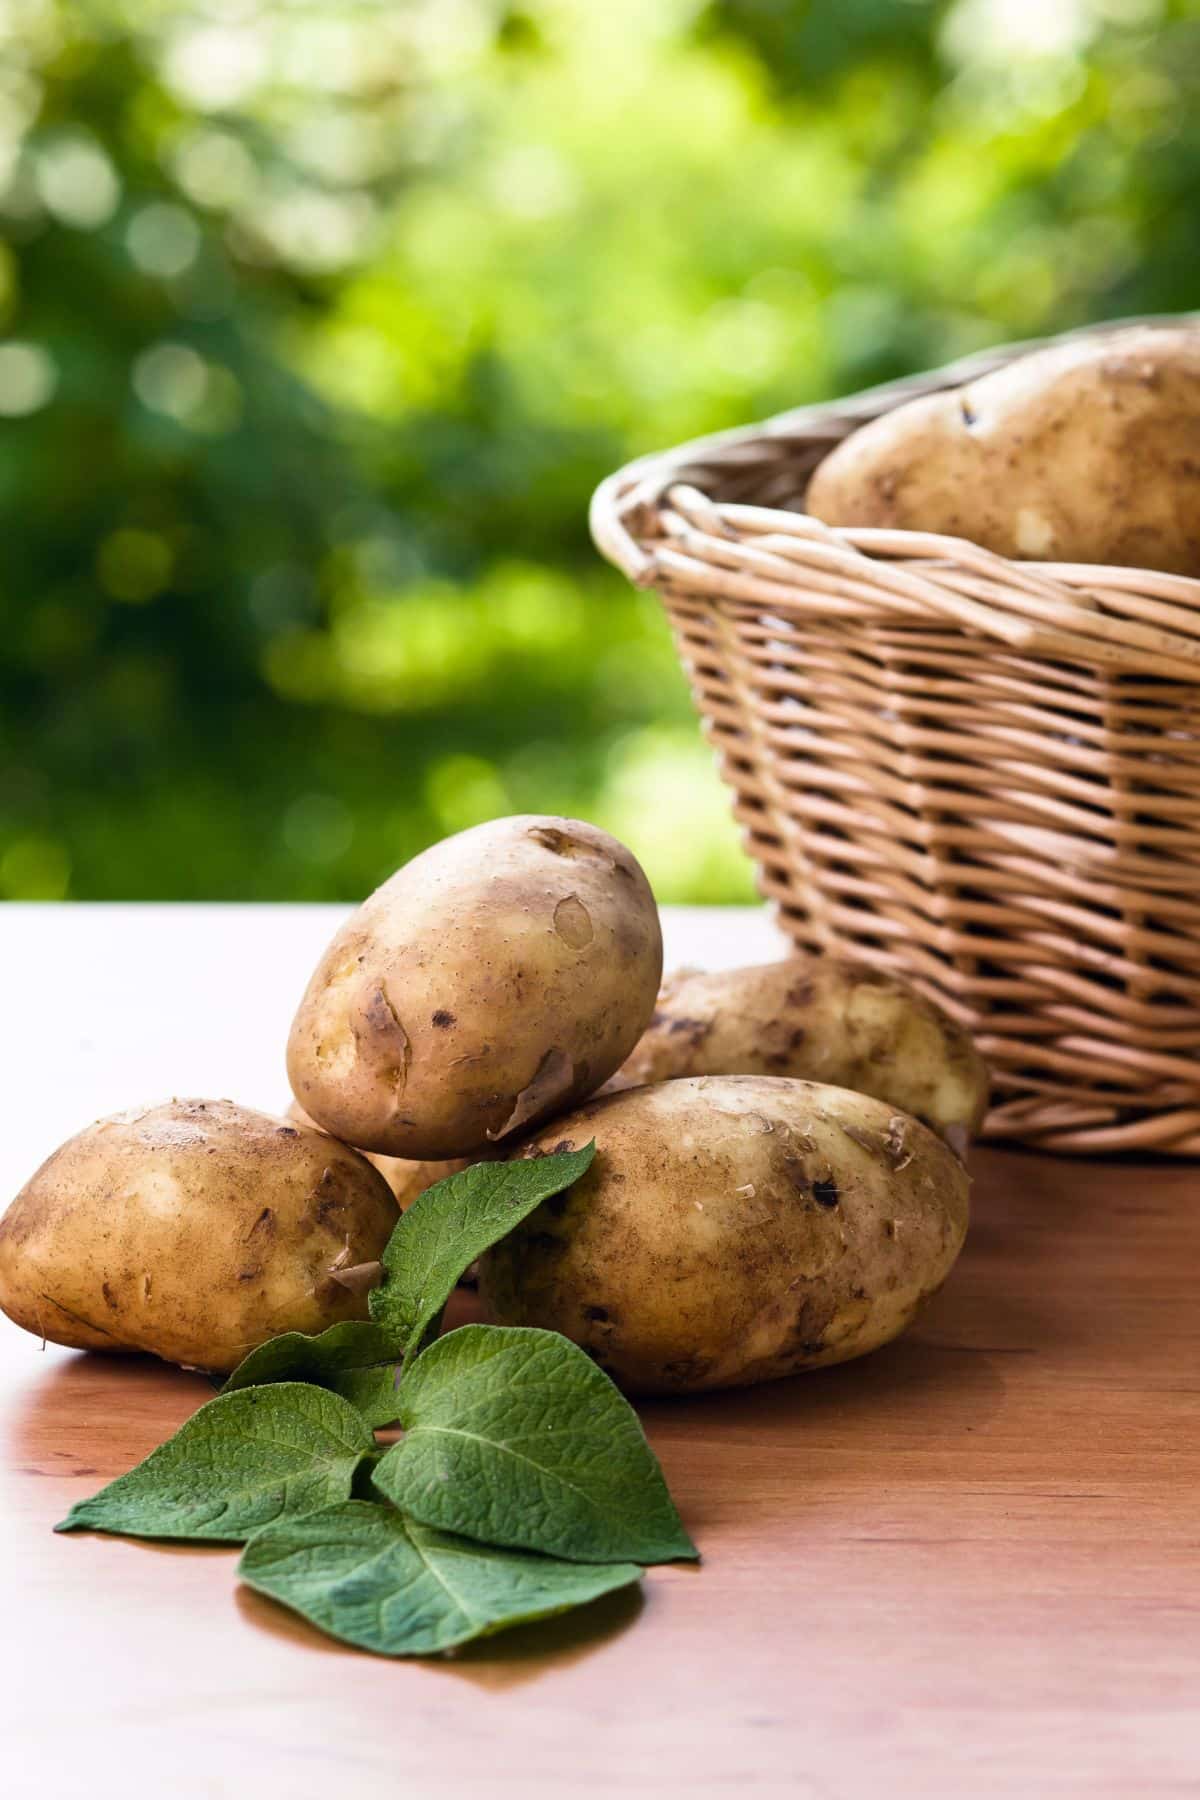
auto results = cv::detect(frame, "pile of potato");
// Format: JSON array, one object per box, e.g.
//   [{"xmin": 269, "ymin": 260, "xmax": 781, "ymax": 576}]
[
  {"xmin": 0, "ymin": 814, "xmax": 987, "ymax": 1394},
  {"xmin": 807, "ymin": 323, "xmax": 1200, "ymax": 576}
]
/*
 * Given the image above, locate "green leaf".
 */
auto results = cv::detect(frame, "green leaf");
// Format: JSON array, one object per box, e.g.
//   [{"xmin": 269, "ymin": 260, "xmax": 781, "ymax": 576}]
[
  {"xmin": 369, "ymin": 1144, "xmax": 595, "ymax": 1365},
  {"xmin": 238, "ymin": 1500, "xmax": 641, "ymax": 1657},
  {"xmin": 373, "ymin": 1325, "xmax": 698, "ymax": 1565},
  {"xmin": 221, "ymin": 1321, "xmax": 400, "ymax": 1429},
  {"xmin": 56, "ymin": 1384, "xmax": 375, "ymax": 1543},
  {"xmin": 332, "ymin": 1364, "xmax": 403, "ymax": 1431}
]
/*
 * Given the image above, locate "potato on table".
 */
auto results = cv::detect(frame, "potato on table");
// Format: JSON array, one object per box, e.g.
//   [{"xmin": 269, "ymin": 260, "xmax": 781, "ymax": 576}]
[
  {"xmin": 806, "ymin": 323, "xmax": 1200, "ymax": 575},
  {"xmin": 288, "ymin": 814, "xmax": 662, "ymax": 1160},
  {"xmin": 480, "ymin": 1075, "xmax": 970, "ymax": 1395},
  {"xmin": 611, "ymin": 956, "xmax": 988, "ymax": 1155},
  {"xmin": 0, "ymin": 1099, "xmax": 398, "ymax": 1373}
]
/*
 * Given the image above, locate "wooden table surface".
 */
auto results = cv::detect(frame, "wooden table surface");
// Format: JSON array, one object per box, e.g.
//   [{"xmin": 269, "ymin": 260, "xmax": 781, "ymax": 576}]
[{"xmin": 2, "ymin": 907, "xmax": 1198, "ymax": 1798}]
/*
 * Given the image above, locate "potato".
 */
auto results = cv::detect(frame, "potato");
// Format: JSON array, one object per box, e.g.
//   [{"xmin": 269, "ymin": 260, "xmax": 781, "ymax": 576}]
[
  {"xmin": 288, "ymin": 815, "xmax": 662, "ymax": 1160},
  {"xmin": 806, "ymin": 324, "xmax": 1200, "ymax": 575},
  {"xmin": 0, "ymin": 1098, "xmax": 399, "ymax": 1373},
  {"xmin": 480, "ymin": 1076, "xmax": 969, "ymax": 1395},
  {"xmin": 287, "ymin": 1100, "xmax": 471, "ymax": 1209},
  {"xmin": 609, "ymin": 957, "xmax": 988, "ymax": 1156}
]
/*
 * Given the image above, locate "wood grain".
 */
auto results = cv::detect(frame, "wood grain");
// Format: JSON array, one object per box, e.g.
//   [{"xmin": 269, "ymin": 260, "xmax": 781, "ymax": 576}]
[{"xmin": 3, "ymin": 1146, "xmax": 1197, "ymax": 1798}]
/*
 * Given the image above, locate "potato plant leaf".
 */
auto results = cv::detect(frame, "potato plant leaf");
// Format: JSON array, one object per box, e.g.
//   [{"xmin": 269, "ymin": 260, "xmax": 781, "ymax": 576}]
[
  {"xmin": 369, "ymin": 1144, "xmax": 595, "ymax": 1364},
  {"xmin": 238, "ymin": 1500, "xmax": 641, "ymax": 1656},
  {"xmin": 56, "ymin": 1384, "xmax": 375, "ymax": 1542},
  {"xmin": 331, "ymin": 1364, "xmax": 403, "ymax": 1431},
  {"xmin": 372, "ymin": 1324, "xmax": 697, "ymax": 1565},
  {"xmin": 221, "ymin": 1321, "xmax": 400, "ymax": 1429}
]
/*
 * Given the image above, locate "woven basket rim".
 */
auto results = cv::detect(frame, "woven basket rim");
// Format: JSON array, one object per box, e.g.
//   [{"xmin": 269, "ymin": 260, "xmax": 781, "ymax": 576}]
[{"xmin": 590, "ymin": 310, "xmax": 1200, "ymax": 678}]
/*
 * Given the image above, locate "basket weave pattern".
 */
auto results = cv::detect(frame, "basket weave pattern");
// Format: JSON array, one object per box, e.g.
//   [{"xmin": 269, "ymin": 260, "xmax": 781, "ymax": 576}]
[{"xmin": 592, "ymin": 317, "xmax": 1200, "ymax": 1153}]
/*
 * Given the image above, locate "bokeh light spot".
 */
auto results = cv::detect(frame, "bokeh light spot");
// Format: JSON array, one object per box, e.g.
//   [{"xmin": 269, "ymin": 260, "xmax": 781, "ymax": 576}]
[
  {"xmin": 96, "ymin": 529, "xmax": 173, "ymax": 603},
  {"xmin": 127, "ymin": 203, "xmax": 202, "ymax": 278},
  {"xmin": 132, "ymin": 341, "xmax": 209, "ymax": 419},
  {"xmin": 0, "ymin": 341, "xmax": 56, "ymax": 415},
  {"xmin": 35, "ymin": 133, "xmax": 120, "ymax": 228}
]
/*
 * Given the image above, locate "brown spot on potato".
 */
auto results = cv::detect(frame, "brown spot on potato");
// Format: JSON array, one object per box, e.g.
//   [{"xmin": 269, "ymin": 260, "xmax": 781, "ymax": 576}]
[
  {"xmin": 314, "ymin": 1183, "xmax": 343, "ymax": 1227},
  {"xmin": 779, "ymin": 1153, "xmax": 812, "ymax": 1194},
  {"xmin": 101, "ymin": 1281, "xmax": 118, "ymax": 1311},
  {"xmin": 353, "ymin": 983, "xmax": 411, "ymax": 1092},
  {"xmin": 431, "ymin": 1010, "xmax": 456, "ymax": 1029},
  {"xmin": 528, "ymin": 825, "xmax": 592, "ymax": 859},
  {"xmin": 790, "ymin": 1292, "xmax": 838, "ymax": 1347},
  {"xmin": 667, "ymin": 1015, "xmax": 712, "ymax": 1045}
]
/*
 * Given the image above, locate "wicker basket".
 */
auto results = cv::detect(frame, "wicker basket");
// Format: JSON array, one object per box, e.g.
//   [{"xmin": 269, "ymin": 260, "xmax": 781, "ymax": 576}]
[{"xmin": 591, "ymin": 313, "xmax": 1200, "ymax": 1155}]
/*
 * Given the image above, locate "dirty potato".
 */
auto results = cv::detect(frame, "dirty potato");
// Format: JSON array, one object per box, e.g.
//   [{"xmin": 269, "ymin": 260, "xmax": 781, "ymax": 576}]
[
  {"xmin": 806, "ymin": 323, "xmax": 1200, "ymax": 575},
  {"xmin": 287, "ymin": 1099, "xmax": 471, "ymax": 1209},
  {"xmin": 610, "ymin": 957, "xmax": 988, "ymax": 1155},
  {"xmin": 287, "ymin": 815, "xmax": 662, "ymax": 1160},
  {"xmin": 0, "ymin": 1098, "xmax": 399, "ymax": 1373},
  {"xmin": 480, "ymin": 1075, "xmax": 969, "ymax": 1395}
]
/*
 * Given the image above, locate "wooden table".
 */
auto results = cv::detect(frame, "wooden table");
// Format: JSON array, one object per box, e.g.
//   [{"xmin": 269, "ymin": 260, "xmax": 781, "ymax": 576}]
[{"xmin": 3, "ymin": 906, "xmax": 1198, "ymax": 1798}]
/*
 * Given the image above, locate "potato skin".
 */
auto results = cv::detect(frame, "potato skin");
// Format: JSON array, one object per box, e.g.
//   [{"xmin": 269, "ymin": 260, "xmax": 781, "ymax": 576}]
[
  {"xmin": 0, "ymin": 1099, "xmax": 399, "ymax": 1373},
  {"xmin": 287, "ymin": 1100, "xmax": 471, "ymax": 1209},
  {"xmin": 480, "ymin": 1076, "xmax": 969, "ymax": 1395},
  {"xmin": 806, "ymin": 325, "xmax": 1200, "ymax": 575},
  {"xmin": 287, "ymin": 815, "xmax": 663, "ymax": 1160},
  {"xmin": 610, "ymin": 957, "xmax": 988, "ymax": 1155}
]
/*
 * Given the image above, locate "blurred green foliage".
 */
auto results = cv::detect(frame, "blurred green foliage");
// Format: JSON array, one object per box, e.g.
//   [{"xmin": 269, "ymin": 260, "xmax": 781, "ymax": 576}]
[{"xmin": 2, "ymin": 0, "xmax": 1199, "ymax": 902}]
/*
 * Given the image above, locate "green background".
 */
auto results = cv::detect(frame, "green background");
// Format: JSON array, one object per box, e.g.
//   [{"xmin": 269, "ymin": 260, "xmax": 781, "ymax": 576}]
[{"xmin": 4, "ymin": 0, "xmax": 1198, "ymax": 904}]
